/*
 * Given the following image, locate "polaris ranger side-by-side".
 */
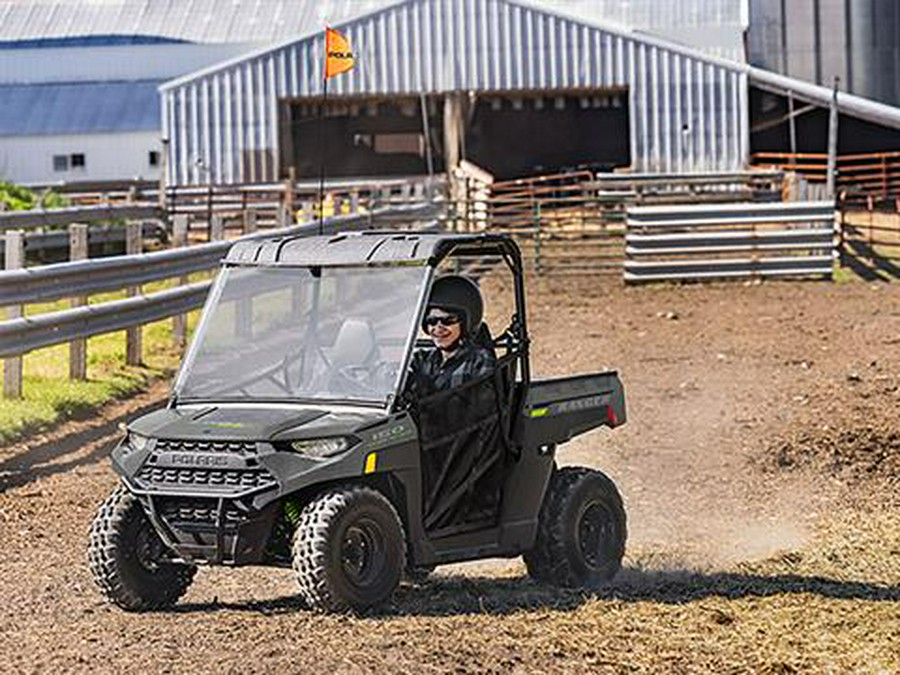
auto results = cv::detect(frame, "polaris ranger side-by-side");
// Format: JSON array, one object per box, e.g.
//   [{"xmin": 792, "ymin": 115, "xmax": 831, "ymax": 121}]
[{"xmin": 88, "ymin": 231, "xmax": 627, "ymax": 612}]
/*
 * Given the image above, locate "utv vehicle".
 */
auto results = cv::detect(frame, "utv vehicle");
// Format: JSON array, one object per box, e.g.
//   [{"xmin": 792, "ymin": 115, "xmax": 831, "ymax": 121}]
[{"xmin": 88, "ymin": 231, "xmax": 627, "ymax": 613}]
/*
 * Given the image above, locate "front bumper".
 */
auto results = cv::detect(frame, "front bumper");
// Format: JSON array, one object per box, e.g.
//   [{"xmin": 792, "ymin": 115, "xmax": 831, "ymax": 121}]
[{"xmin": 118, "ymin": 438, "xmax": 282, "ymax": 565}]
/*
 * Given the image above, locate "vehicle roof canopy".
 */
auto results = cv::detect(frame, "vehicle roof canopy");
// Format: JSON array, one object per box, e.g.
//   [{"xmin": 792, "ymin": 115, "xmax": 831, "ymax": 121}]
[{"xmin": 225, "ymin": 231, "xmax": 519, "ymax": 267}]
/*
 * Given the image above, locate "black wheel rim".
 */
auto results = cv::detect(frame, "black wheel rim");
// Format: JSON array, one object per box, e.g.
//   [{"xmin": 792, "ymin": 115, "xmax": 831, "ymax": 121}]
[
  {"xmin": 576, "ymin": 501, "xmax": 617, "ymax": 570},
  {"xmin": 133, "ymin": 523, "xmax": 165, "ymax": 573},
  {"xmin": 340, "ymin": 517, "xmax": 386, "ymax": 587}
]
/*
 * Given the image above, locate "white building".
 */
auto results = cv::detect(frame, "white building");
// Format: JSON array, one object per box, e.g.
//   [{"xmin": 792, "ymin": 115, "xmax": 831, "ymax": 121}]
[{"xmin": 0, "ymin": 0, "xmax": 392, "ymax": 185}]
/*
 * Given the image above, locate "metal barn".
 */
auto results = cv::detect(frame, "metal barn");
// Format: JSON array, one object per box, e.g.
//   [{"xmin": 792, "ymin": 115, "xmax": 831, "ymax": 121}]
[{"xmin": 160, "ymin": 0, "xmax": 752, "ymax": 186}]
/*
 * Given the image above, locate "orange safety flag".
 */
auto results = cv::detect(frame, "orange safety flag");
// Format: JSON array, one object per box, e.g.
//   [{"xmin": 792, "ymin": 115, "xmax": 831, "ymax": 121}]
[{"xmin": 324, "ymin": 27, "xmax": 355, "ymax": 79}]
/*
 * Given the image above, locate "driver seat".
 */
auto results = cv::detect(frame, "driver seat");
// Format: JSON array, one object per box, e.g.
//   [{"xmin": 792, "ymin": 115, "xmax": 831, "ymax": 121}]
[{"xmin": 331, "ymin": 318, "xmax": 379, "ymax": 367}]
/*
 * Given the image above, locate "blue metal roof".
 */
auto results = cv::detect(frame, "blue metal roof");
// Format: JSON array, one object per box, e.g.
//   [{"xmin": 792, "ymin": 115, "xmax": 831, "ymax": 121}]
[
  {"xmin": 0, "ymin": 80, "xmax": 161, "ymax": 136},
  {"xmin": 0, "ymin": 35, "xmax": 187, "ymax": 49}
]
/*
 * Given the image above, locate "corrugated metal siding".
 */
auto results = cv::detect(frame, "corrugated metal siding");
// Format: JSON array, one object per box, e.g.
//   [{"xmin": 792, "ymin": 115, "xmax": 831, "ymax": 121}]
[
  {"xmin": 749, "ymin": 0, "xmax": 900, "ymax": 107},
  {"xmin": 163, "ymin": 0, "xmax": 749, "ymax": 185},
  {"xmin": 541, "ymin": 0, "xmax": 748, "ymax": 61},
  {"xmin": 0, "ymin": 0, "xmax": 400, "ymax": 45},
  {"xmin": 0, "ymin": 81, "xmax": 161, "ymax": 136},
  {"xmin": 559, "ymin": 0, "xmax": 746, "ymax": 29}
]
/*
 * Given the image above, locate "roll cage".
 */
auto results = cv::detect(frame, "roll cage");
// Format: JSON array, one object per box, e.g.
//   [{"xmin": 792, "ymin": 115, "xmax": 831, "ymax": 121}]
[{"xmin": 215, "ymin": 230, "xmax": 532, "ymax": 410}]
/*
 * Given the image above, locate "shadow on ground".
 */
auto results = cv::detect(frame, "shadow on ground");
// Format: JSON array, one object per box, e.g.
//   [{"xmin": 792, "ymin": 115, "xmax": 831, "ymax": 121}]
[
  {"xmin": 0, "ymin": 396, "xmax": 165, "ymax": 493},
  {"xmin": 841, "ymin": 237, "xmax": 900, "ymax": 281},
  {"xmin": 174, "ymin": 567, "xmax": 900, "ymax": 618}
]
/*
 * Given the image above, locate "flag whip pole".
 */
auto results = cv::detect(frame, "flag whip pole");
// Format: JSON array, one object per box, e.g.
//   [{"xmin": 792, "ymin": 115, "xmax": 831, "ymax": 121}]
[{"xmin": 317, "ymin": 74, "xmax": 329, "ymax": 236}]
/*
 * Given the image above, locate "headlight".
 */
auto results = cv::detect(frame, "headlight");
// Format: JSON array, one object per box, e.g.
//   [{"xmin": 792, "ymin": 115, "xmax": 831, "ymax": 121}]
[
  {"xmin": 289, "ymin": 437, "xmax": 352, "ymax": 458},
  {"xmin": 128, "ymin": 433, "xmax": 151, "ymax": 452}
]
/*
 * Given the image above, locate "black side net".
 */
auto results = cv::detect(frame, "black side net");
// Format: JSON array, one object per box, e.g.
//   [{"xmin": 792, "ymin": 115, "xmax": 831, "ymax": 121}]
[{"xmin": 414, "ymin": 355, "xmax": 518, "ymax": 536}]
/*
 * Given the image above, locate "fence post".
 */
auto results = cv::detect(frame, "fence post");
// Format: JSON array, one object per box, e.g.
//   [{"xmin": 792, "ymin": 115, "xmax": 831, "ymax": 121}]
[
  {"xmin": 836, "ymin": 199, "xmax": 845, "ymax": 269},
  {"xmin": 206, "ymin": 184, "xmax": 213, "ymax": 238},
  {"xmin": 534, "ymin": 201, "xmax": 542, "ymax": 274},
  {"xmin": 210, "ymin": 215, "xmax": 224, "ymax": 242},
  {"xmin": 868, "ymin": 195, "xmax": 875, "ymax": 265},
  {"xmin": 172, "ymin": 214, "xmax": 189, "ymax": 349},
  {"xmin": 3, "ymin": 230, "xmax": 24, "ymax": 399},
  {"xmin": 276, "ymin": 203, "xmax": 289, "ymax": 228},
  {"xmin": 350, "ymin": 190, "xmax": 360, "ymax": 214},
  {"xmin": 158, "ymin": 138, "xmax": 169, "ymax": 210},
  {"xmin": 210, "ymin": 213, "xmax": 225, "ymax": 242},
  {"xmin": 69, "ymin": 223, "xmax": 89, "ymax": 381},
  {"xmin": 243, "ymin": 209, "xmax": 258, "ymax": 235},
  {"xmin": 298, "ymin": 201, "xmax": 311, "ymax": 223},
  {"xmin": 284, "ymin": 168, "xmax": 296, "ymax": 220},
  {"xmin": 125, "ymin": 221, "xmax": 143, "ymax": 366}
]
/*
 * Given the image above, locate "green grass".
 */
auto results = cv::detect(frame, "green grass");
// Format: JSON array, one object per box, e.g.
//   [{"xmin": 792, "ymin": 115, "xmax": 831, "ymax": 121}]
[
  {"xmin": 832, "ymin": 264, "xmax": 859, "ymax": 284},
  {"xmin": 0, "ymin": 277, "xmax": 205, "ymax": 445}
]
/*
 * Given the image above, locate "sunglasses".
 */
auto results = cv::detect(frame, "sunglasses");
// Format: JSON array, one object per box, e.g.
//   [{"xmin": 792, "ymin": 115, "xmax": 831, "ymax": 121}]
[{"xmin": 424, "ymin": 314, "xmax": 461, "ymax": 328}]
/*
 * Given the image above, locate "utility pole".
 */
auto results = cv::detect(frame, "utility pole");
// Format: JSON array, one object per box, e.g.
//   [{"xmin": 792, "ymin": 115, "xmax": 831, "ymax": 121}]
[{"xmin": 826, "ymin": 77, "xmax": 839, "ymax": 200}]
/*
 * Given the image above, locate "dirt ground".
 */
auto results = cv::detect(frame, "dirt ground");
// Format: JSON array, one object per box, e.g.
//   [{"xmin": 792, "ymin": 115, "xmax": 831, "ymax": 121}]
[{"xmin": 1, "ymin": 274, "xmax": 898, "ymax": 674}]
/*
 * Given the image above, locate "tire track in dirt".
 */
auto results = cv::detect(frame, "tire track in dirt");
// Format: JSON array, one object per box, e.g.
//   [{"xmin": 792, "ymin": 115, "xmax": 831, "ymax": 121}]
[{"xmin": 1, "ymin": 278, "xmax": 898, "ymax": 673}]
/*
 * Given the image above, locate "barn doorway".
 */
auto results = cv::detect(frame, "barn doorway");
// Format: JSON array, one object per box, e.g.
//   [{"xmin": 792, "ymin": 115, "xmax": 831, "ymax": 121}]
[
  {"xmin": 280, "ymin": 90, "xmax": 631, "ymax": 181},
  {"xmin": 464, "ymin": 90, "xmax": 631, "ymax": 180},
  {"xmin": 281, "ymin": 96, "xmax": 442, "ymax": 179}
]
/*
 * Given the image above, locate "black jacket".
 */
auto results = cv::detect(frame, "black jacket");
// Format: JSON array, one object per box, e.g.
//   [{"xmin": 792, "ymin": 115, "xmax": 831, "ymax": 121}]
[{"xmin": 406, "ymin": 342, "xmax": 497, "ymax": 399}]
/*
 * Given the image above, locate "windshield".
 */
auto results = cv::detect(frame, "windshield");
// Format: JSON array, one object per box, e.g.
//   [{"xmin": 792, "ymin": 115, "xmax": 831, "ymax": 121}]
[{"xmin": 175, "ymin": 264, "xmax": 429, "ymax": 405}]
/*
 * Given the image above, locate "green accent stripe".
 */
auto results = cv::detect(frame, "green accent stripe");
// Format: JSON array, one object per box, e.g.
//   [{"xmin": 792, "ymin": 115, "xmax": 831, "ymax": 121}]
[{"xmin": 528, "ymin": 407, "xmax": 549, "ymax": 418}]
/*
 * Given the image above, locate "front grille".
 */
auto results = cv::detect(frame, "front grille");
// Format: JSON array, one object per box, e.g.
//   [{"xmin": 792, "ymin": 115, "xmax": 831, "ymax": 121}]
[
  {"xmin": 136, "ymin": 465, "xmax": 276, "ymax": 490},
  {"xmin": 134, "ymin": 437, "xmax": 277, "ymax": 495},
  {"xmin": 154, "ymin": 439, "xmax": 257, "ymax": 457}
]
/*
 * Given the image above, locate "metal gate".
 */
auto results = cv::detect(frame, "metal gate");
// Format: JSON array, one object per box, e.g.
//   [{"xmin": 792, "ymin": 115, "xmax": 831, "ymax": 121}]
[{"xmin": 456, "ymin": 171, "xmax": 626, "ymax": 275}]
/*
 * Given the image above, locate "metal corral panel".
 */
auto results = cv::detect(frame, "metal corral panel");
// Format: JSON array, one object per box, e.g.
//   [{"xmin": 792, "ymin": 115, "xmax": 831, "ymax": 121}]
[
  {"xmin": 624, "ymin": 200, "xmax": 836, "ymax": 282},
  {"xmin": 161, "ymin": 0, "xmax": 749, "ymax": 185},
  {"xmin": 0, "ymin": 81, "xmax": 160, "ymax": 136}
]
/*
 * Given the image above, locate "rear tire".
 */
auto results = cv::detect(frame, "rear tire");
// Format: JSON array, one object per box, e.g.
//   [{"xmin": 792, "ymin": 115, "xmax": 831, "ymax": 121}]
[
  {"xmin": 88, "ymin": 486, "xmax": 196, "ymax": 611},
  {"xmin": 524, "ymin": 467, "xmax": 626, "ymax": 587},
  {"xmin": 292, "ymin": 486, "xmax": 405, "ymax": 612}
]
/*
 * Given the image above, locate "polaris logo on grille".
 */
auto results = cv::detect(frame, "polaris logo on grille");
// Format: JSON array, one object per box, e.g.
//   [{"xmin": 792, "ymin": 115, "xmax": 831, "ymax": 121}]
[{"xmin": 158, "ymin": 452, "xmax": 238, "ymax": 468}]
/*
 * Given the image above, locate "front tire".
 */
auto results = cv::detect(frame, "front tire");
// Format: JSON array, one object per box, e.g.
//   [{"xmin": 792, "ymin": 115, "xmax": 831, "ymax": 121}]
[
  {"xmin": 292, "ymin": 486, "xmax": 406, "ymax": 612},
  {"xmin": 524, "ymin": 467, "xmax": 626, "ymax": 587},
  {"xmin": 88, "ymin": 486, "xmax": 196, "ymax": 611}
]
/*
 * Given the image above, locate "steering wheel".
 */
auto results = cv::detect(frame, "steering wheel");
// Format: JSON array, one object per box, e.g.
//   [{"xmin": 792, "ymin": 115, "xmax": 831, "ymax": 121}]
[{"xmin": 281, "ymin": 342, "xmax": 333, "ymax": 392}]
